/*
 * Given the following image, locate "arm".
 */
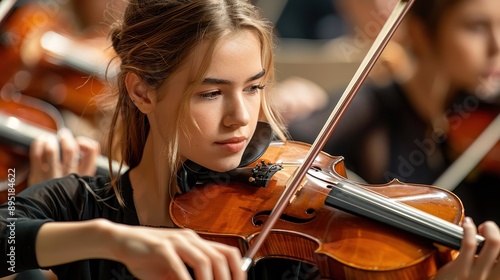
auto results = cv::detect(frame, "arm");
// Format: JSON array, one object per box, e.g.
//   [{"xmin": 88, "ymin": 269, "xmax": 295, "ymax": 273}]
[
  {"xmin": 36, "ymin": 219, "xmax": 246, "ymax": 280},
  {"xmin": 35, "ymin": 219, "xmax": 112, "ymax": 267},
  {"xmin": 0, "ymin": 175, "xmax": 89, "ymax": 276},
  {"xmin": 1, "ymin": 175, "xmax": 245, "ymax": 280},
  {"xmin": 6, "ymin": 129, "xmax": 244, "ymax": 279}
]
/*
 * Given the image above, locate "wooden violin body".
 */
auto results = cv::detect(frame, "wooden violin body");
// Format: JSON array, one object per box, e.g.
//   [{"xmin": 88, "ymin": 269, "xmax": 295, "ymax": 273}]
[
  {"xmin": 0, "ymin": 96, "xmax": 59, "ymax": 203},
  {"xmin": 0, "ymin": 95, "xmax": 124, "ymax": 204},
  {"xmin": 171, "ymin": 141, "xmax": 462, "ymax": 279}
]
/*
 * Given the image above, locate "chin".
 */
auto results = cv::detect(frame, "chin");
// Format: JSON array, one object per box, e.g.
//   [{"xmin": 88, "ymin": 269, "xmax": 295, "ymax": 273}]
[
  {"xmin": 206, "ymin": 156, "xmax": 242, "ymax": 172},
  {"xmin": 210, "ymin": 162, "xmax": 241, "ymax": 173}
]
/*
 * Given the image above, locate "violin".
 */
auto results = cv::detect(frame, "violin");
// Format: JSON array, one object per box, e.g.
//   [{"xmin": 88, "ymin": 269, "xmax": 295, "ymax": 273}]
[
  {"xmin": 448, "ymin": 106, "xmax": 500, "ymax": 174},
  {"xmin": 434, "ymin": 98, "xmax": 500, "ymax": 190},
  {"xmin": 0, "ymin": 93, "xmax": 59, "ymax": 203},
  {"xmin": 0, "ymin": 93, "xmax": 124, "ymax": 204},
  {"xmin": 171, "ymin": 140, "xmax": 465, "ymax": 279},
  {"xmin": 0, "ymin": 2, "xmax": 112, "ymax": 118}
]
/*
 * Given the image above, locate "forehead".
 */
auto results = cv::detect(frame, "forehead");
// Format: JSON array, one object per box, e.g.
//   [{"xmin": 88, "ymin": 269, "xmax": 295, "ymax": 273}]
[
  {"xmin": 447, "ymin": 0, "xmax": 500, "ymax": 19},
  {"xmin": 180, "ymin": 30, "xmax": 264, "ymax": 84}
]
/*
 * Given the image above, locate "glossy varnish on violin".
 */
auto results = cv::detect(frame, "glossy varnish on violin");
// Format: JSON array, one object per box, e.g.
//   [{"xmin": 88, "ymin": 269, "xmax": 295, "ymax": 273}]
[
  {"xmin": 0, "ymin": 98, "xmax": 58, "ymax": 204},
  {"xmin": 171, "ymin": 141, "xmax": 462, "ymax": 279},
  {"xmin": 0, "ymin": 3, "xmax": 107, "ymax": 117},
  {"xmin": 0, "ymin": 94, "xmax": 125, "ymax": 204}
]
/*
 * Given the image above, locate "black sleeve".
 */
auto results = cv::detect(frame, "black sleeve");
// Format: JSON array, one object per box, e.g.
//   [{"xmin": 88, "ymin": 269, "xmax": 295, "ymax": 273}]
[{"xmin": 0, "ymin": 174, "xmax": 88, "ymax": 276}]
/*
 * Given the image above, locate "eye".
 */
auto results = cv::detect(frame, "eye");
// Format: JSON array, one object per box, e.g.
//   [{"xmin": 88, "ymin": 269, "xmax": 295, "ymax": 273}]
[
  {"xmin": 463, "ymin": 20, "xmax": 489, "ymax": 33},
  {"xmin": 245, "ymin": 84, "xmax": 266, "ymax": 94},
  {"xmin": 199, "ymin": 90, "xmax": 222, "ymax": 100}
]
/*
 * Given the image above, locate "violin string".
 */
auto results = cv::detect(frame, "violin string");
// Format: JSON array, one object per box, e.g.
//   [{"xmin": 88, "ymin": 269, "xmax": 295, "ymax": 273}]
[
  {"xmin": 315, "ymin": 177, "xmax": 484, "ymax": 248},
  {"xmin": 288, "ymin": 161, "xmax": 482, "ymax": 248}
]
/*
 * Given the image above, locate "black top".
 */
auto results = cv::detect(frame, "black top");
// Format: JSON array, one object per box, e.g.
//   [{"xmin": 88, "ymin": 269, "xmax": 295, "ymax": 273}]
[{"xmin": 0, "ymin": 172, "xmax": 139, "ymax": 279}]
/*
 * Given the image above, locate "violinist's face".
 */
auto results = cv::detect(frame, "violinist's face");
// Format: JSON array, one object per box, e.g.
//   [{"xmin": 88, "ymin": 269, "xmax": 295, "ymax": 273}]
[
  {"xmin": 155, "ymin": 30, "xmax": 263, "ymax": 172},
  {"xmin": 434, "ymin": 0, "xmax": 500, "ymax": 96}
]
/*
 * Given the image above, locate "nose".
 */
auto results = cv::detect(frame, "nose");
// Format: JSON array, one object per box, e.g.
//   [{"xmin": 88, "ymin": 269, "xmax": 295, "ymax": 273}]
[
  {"xmin": 223, "ymin": 92, "xmax": 251, "ymax": 128},
  {"xmin": 488, "ymin": 28, "xmax": 500, "ymax": 56}
]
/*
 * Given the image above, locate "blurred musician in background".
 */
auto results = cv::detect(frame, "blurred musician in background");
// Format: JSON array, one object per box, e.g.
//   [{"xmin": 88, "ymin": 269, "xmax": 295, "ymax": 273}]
[{"xmin": 289, "ymin": 0, "xmax": 500, "ymax": 225}]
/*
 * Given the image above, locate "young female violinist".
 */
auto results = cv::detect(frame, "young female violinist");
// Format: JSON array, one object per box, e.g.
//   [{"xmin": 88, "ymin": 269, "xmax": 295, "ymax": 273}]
[
  {"xmin": 289, "ymin": 0, "xmax": 500, "ymax": 224},
  {"xmin": 1, "ymin": 0, "xmax": 500, "ymax": 279}
]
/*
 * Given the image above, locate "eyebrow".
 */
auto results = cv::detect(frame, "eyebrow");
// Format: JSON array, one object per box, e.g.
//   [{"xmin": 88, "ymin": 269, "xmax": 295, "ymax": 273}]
[{"xmin": 202, "ymin": 69, "xmax": 266, "ymax": 85}]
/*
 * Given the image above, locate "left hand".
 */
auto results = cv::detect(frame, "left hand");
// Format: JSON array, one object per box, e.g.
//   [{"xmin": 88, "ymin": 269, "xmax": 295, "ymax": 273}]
[
  {"xmin": 28, "ymin": 127, "xmax": 100, "ymax": 185},
  {"xmin": 434, "ymin": 217, "xmax": 500, "ymax": 280}
]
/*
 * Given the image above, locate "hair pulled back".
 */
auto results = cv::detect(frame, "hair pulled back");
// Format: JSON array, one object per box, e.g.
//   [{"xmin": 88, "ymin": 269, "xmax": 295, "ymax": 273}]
[
  {"xmin": 409, "ymin": 0, "xmax": 464, "ymax": 36},
  {"xmin": 105, "ymin": 0, "xmax": 284, "ymax": 203}
]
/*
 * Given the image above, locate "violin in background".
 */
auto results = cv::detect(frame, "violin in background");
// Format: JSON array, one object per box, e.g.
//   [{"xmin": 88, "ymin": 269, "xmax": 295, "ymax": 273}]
[
  {"xmin": 0, "ymin": 92, "xmax": 123, "ymax": 204},
  {"xmin": 0, "ymin": 1, "xmax": 126, "ymax": 205},
  {"xmin": 0, "ymin": 1, "xmax": 118, "ymax": 188},
  {"xmin": 435, "ymin": 92, "xmax": 500, "ymax": 190},
  {"xmin": 0, "ymin": 1, "xmax": 116, "ymax": 118},
  {"xmin": 448, "ymin": 106, "xmax": 500, "ymax": 174},
  {"xmin": 0, "ymin": 92, "xmax": 60, "ymax": 204}
]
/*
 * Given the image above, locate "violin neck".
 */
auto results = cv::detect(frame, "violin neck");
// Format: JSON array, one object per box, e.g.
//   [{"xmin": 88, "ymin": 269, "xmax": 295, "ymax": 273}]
[
  {"xmin": 0, "ymin": 112, "xmax": 123, "ymax": 176},
  {"xmin": 324, "ymin": 179, "xmax": 484, "ymax": 251}
]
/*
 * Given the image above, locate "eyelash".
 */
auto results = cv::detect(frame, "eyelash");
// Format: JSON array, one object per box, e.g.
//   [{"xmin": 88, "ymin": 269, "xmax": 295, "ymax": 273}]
[
  {"xmin": 199, "ymin": 84, "xmax": 266, "ymax": 100},
  {"xmin": 200, "ymin": 91, "xmax": 222, "ymax": 100},
  {"xmin": 246, "ymin": 84, "xmax": 266, "ymax": 93},
  {"xmin": 463, "ymin": 21, "xmax": 489, "ymax": 32}
]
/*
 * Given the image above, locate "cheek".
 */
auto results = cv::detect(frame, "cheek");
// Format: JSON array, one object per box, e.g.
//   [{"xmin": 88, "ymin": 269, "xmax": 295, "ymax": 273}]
[
  {"xmin": 438, "ymin": 35, "xmax": 484, "ymax": 89},
  {"xmin": 178, "ymin": 107, "xmax": 217, "ymax": 156},
  {"xmin": 177, "ymin": 120, "xmax": 202, "ymax": 161},
  {"xmin": 249, "ymin": 94, "xmax": 262, "ymax": 119},
  {"xmin": 189, "ymin": 106, "xmax": 219, "ymax": 134}
]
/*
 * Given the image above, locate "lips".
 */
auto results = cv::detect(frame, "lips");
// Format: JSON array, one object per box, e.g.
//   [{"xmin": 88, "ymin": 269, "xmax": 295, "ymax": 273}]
[
  {"xmin": 215, "ymin": 137, "xmax": 247, "ymax": 153},
  {"xmin": 487, "ymin": 71, "xmax": 500, "ymax": 78},
  {"xmin": 483, "ymin": 67, "xmax": 500, "ymax": 78}
]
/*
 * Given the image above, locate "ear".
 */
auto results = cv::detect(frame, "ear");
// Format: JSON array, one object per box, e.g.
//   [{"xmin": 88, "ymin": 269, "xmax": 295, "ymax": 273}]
[{"xmin": 125, "ymin": 72, "xmax": 156, "ymax": 114}]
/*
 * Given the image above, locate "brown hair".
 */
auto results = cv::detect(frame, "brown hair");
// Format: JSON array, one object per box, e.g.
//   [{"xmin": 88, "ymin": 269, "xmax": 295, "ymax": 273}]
[
  {"xmin": 409, "ymin": 0, "xmax": 464, "ymax": 36},
  {"xmin": 105, "ymin": 0, "xmax": 286, "ymax": 204}
]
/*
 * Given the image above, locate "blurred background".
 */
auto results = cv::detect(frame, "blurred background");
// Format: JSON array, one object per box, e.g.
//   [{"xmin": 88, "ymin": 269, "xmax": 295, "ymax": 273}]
[{"xmin": 0, "ymin": 1, "xmax": 499, "ymax": 279}]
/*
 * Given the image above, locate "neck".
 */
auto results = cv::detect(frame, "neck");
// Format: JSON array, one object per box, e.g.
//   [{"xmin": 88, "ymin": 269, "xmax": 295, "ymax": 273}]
[{"xmin": 129, "ymin": 132, "xmax": 176, "ymax": 227}]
